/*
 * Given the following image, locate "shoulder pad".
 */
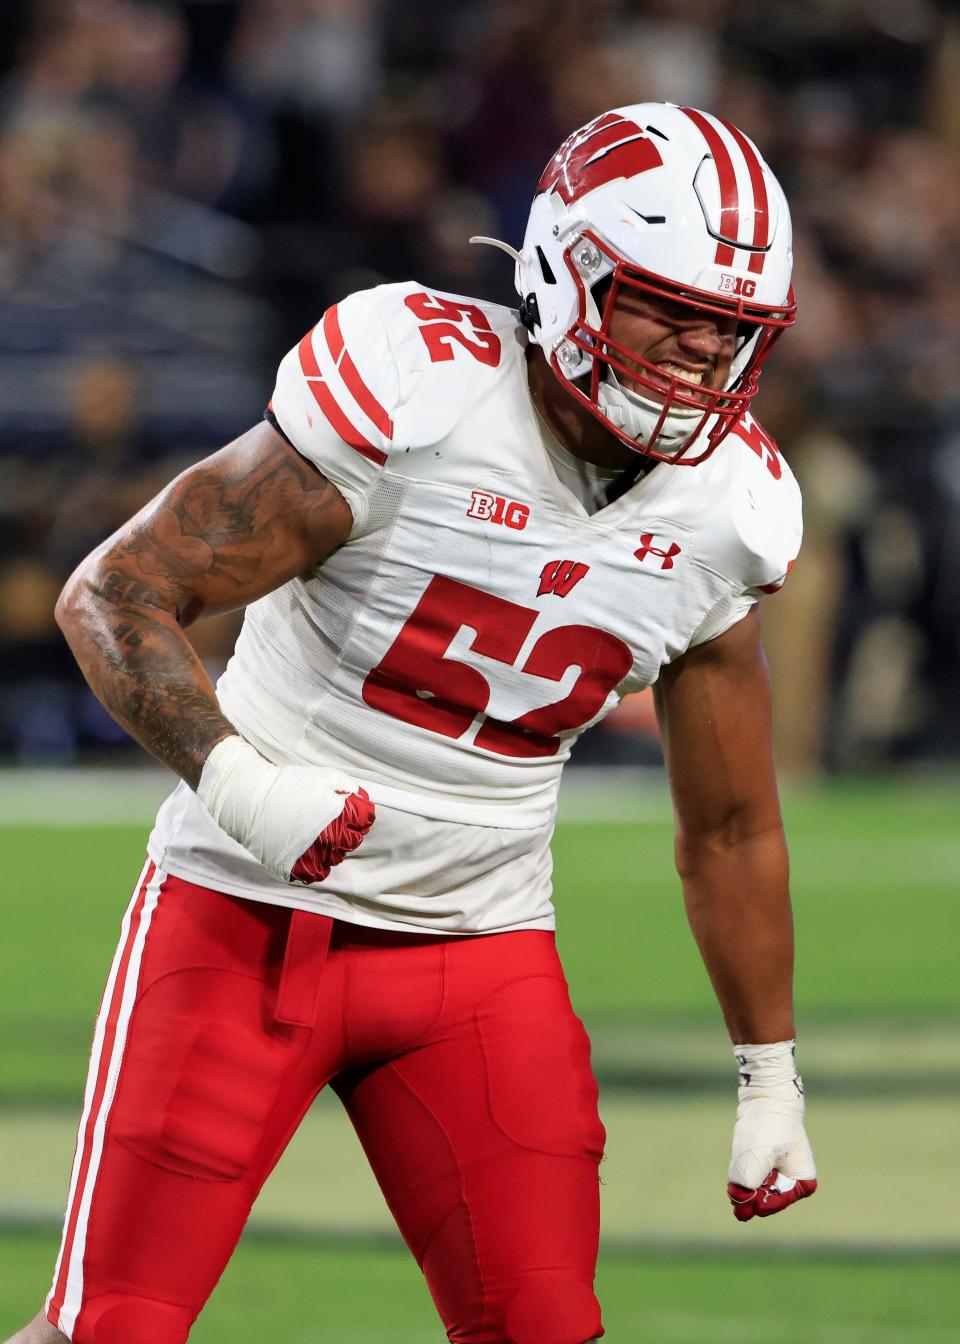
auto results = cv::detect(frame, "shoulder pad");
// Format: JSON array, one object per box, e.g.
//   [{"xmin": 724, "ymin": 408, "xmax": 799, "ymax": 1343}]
[
  {"xmin": 371, "ymin": 283, "xmax": 520, "ymax": 448},
  {"xmin": 709, "ymin": 413, "xmax": 803, "ymax": 595},
  {"xmin": 270, "ymin": 283, "xmax": 520, "ymax": 528}
]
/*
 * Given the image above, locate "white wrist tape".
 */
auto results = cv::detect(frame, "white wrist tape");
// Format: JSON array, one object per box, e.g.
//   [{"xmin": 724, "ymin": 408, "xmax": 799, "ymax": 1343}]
[
  {"xmin": 729, "ymin": 1039, "xmax": 815, "ymax": 1189},
  {"xmin": 196, "ymin": 735, "xmax": 362, "ymax": 882},
  {"xmin": 733, "ymin": 1039, "xmax": 800, "ymax": 1089}
]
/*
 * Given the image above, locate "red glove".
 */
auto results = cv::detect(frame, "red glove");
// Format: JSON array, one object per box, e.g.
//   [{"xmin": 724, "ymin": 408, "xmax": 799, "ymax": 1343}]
[
  {"xmin": 728, "ymin": 1168, "xmax": 818, "ymax": 1222},
  {"xmin": 289, "ymin": 787, "xmax": 375, "ymax": 883}
]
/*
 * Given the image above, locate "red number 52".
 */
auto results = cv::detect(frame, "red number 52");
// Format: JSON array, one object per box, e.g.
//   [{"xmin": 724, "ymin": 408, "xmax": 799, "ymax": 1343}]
[
  {"xmin": 404, "ymin": 291, "xmax": 502, "ymax": 367},
  {"xmin": 362, "ymin": 576, "xmax": 632, "ymax": 759}
]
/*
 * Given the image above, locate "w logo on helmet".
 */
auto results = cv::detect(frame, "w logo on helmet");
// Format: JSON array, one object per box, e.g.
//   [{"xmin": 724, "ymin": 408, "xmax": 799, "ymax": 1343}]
[
  {"xmin": 538, "ymin": 112, "xmax": 663, "ymax": 206},
  {"xmin": 634, "ymin": 534, "xmax": 682, "ymax": 570},
  {"xmin": 538, "ymin": 560, "xmax": 590, "ymax": 598}
]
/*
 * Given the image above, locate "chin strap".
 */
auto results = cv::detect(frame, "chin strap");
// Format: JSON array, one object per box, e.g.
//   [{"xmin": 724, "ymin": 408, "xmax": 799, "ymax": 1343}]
[{"xmin": 599, "ymin": 367, "xmax": 705, "ymax": 458}]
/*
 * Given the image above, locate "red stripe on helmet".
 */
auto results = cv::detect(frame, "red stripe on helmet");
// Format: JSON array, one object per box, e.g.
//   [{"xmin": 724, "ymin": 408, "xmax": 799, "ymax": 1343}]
[
  {"xmin": 747, "ymin": 251, "xmax": 766, "ymax": 275},
  {"xmin": 322, "ymin": 305, "xmax": 394, "ymax": 439},
  {"xmin": 682, "ymin": 107, "xmax": 740, "ymax": 266},
  {"xmin": 538, "ymin": 111, "xmax": 663, "ymax": 205},
  {"xmin": 719, "ymin": 118, "xmax": 770, "ymax": 275}
]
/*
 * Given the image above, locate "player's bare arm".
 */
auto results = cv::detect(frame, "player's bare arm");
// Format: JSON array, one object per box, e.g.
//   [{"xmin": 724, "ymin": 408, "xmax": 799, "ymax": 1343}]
[
  {"xmin": 654, "ymin": 606, "xmax": 792, "ymax": 1044},
  {"xmin": 656, "ymin": 608, "xmax": 817, "ymax": 1219},
  {"xmin": 56, "ymin": 420, "xmax": 353, "ymax": 789},
  {"xmin": 57, "ymin": 419, "xmax": 373, "ymax": 888}
]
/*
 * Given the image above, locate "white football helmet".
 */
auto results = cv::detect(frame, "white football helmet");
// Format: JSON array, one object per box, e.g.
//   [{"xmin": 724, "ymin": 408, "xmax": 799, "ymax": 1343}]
[{"xmin": 512, "ymin": 103, "xmax": 796, "ymax": 464}]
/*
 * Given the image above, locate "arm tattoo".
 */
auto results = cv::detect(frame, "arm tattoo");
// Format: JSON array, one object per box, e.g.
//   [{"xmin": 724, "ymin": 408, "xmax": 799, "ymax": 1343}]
[{"xmin": 59, "ymin": 431, "xmax": 350, "ymax": 789}]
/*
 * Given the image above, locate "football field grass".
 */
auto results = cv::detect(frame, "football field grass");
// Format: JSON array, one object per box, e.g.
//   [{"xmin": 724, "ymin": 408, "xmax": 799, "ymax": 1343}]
[
  {"xmin": 2, "ymin": 1232, "xmax": 958, "ymax": 1343},
  {"xmin": 1, "ymin": 774, "xmax": 958, "ymax": 1338},
  {"xmin": 2, "ymin": 776, "xmax": 958, "ymax": 1101}
]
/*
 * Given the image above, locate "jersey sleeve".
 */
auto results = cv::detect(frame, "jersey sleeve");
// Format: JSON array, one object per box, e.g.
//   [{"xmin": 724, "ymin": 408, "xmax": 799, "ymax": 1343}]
[
  {"xmin": 270, "ymin": 282, "xmax": 518, "ymax": 530},
  {"xmin": 687, "ymin": 420, "xmax": 803, "ymax": 648},
  {"xmin": 687, "ymin": 590, "xmax": 756, "ymax": 648},
  {"xmin": 269, "ymin": 287, "xmax": 403, "ymax": 529}
]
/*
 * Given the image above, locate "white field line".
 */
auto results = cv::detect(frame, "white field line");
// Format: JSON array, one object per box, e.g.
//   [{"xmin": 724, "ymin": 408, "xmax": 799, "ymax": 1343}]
[{"xmin": 0, "ymin": 766, "xmax": 671, "ymax": 827}]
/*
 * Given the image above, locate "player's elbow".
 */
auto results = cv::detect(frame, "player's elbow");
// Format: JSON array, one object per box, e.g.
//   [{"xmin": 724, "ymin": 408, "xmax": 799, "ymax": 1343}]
[
  {"xmin": 55, "ymin": 563, "xmax": 91, "ymax": 637},
  {"xmin": 673, "ymin": 808, "xmax": 786, "ymax": 878},
  {"xmin": 55, "ymin": 551, "xmax": 126, "ymax": 636}
]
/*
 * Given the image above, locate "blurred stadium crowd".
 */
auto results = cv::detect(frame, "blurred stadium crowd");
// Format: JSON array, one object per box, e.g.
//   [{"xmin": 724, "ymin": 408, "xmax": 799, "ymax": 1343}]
[{"xmin": 1, "ymin": 0, "xmax": 959, "ymax": 772}]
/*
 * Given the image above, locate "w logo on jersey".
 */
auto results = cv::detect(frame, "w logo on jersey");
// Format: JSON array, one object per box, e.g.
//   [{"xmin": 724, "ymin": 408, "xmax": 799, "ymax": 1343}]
[
  {"xmin": 537, "ymin": 112, "xmax": 663, "ymax": 205},
  {"xmin": 538, "ymin": 560, "xmax": 590, "ymax": 598},
  {"xmin": 634, "ymin": 534, "xmax": 682, "ymax": 570}
]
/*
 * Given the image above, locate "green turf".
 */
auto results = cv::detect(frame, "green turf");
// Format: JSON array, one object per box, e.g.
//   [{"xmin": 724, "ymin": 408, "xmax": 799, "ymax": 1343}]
[
  {"xmin": 3, "ymin": 1231, "xmax": 957, "ymax": 1343},
  {"xmin": 2, "ymin": 784, "xmax": 958, "ymax": 1337},
  {"xmin": 552, "ymin": 782, "xmax": 960, "ymax": 1022},
  {"xmin": 2, "ymin": 784, "xmax": 959, "ymax": 1100},
  {"xmin": 5, "ymin": 1091, "xmax": 956, "ymax": 1248}
]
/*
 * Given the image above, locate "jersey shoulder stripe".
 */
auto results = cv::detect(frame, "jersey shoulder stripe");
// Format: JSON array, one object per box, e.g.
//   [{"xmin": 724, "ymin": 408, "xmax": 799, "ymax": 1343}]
[
  {"xmin": 322, "ymin": 304, "xmax": 394, "ymax": 441},
  {"xmin": 296, "ymin": 325, "xmax": 388, "ymax": 467},
  {"xmin": 296, "ymin": 300, "xmax": 398, "ymax": 467}
]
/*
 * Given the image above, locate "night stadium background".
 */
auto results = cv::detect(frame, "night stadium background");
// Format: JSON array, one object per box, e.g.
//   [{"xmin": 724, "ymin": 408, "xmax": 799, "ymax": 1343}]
[{"xmin": 1, "ymin": 2, "xmax": 957, "ymax": 1340}]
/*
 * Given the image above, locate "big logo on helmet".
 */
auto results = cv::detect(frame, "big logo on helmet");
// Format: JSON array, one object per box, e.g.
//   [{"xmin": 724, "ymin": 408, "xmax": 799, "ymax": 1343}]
[
  {"xmin": 719, "ymin": 273, "xmax": 756, "ymax": 298},
  {"xmin": 538, "ymin": 112, "xmax": 663, "ymax": 206}
]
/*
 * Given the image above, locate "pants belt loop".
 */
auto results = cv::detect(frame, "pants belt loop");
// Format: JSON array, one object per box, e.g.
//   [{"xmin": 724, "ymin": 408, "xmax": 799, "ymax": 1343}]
[{"xmin": 275, "ymin": 910, "xmax": 334, "ymax": 1027}]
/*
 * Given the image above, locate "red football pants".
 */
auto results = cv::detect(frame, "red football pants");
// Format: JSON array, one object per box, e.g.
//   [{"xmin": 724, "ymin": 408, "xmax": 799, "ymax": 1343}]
[{"xmin": 46, "ymin": 861, "xmax": 605, "ymax": 1344}]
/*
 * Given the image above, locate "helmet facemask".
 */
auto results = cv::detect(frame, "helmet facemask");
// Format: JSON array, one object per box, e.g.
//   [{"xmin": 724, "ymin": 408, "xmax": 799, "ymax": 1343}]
[{"xmin": 552, "ymin": 232, "xmax": 796, "ymax": 466}]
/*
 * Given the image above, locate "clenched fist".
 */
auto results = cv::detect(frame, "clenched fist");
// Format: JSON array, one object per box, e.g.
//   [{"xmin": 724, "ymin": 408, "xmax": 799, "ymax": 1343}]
[
  {"xmin": 727, "ymin": 1040, "xmax": 817, "ymax": 1221},
  {"xmin": 197, "ymin": 734, "xmax": 375, "ymax": 884}
]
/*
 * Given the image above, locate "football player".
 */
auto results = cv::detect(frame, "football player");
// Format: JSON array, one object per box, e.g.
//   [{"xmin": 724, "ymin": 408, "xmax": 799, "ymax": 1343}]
[{"xmin": 9, "ymin": 103, "xmax": 816, "ymax": 1344}]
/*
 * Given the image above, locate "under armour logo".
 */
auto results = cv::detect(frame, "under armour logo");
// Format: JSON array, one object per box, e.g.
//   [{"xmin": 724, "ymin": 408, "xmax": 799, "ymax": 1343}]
[
  {"xmin": 538, "ymin": 560, "xmax": 590, "ymax": 598},
  {"xmin": 634, "ymin": 533, "xmax": 682, "ymax": 570}
]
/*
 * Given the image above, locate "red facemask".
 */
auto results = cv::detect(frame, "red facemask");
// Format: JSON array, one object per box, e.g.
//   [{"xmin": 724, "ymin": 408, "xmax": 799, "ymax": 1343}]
[{"xmin": 552, "ymin": 231, "xmax": 797, "ymax": 465}]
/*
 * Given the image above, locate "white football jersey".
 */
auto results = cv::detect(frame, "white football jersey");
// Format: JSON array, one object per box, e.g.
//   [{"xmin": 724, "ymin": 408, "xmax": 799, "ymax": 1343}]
[{"xmin": 150, "ymin": 282, "xmax": 801, "ymax": 933}]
